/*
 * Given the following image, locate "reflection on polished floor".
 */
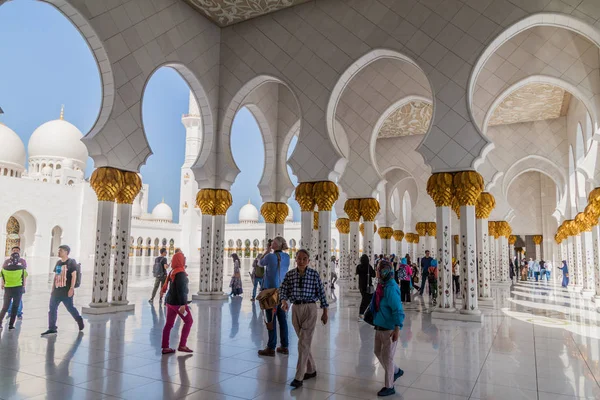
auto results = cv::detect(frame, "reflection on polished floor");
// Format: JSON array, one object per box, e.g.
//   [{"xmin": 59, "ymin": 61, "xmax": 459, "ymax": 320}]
[{"xmin": 1, "ymin": 260, "xmax": 600, "ymax": 399}]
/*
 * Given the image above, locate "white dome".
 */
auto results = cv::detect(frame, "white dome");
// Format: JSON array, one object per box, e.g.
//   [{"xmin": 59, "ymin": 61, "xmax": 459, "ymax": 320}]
[
  {"xmin": 239, "ymin": 200, "xmax": 259, "ymax": 223},
  {"xmin": 286, "ymin": 204, "xmax": 293, "ymax": 222},
  {"xmin": 28, "ymin": 117, "xmax": 88, "ymax": 164},
  {"xmin": 0, "ymin": 123, "xmax": 26, "ymax": 170},
  {"xmin": 152, "ymin": 201, "xmax": 173, "ymax": 222}
]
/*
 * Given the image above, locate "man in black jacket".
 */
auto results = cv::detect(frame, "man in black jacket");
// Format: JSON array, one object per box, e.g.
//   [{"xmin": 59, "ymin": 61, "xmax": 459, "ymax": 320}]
[
  {"xmin": 419, "ymin": 251, "xmax": 433, "ymax": 296},
  {"xmin": 150, "ymin": 248, "xmax": 168, "ymax": 303}
]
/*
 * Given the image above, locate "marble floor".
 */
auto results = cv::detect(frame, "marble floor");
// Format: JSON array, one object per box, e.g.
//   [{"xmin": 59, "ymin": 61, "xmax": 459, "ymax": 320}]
[{"xmin": 1, "ymin": 261, "xmax": 600, "ymax": 399}]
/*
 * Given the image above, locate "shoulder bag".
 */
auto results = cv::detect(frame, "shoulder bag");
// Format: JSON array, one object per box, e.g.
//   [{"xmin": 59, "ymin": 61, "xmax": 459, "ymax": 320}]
[{"xmin": 256, "ymin": 253, "xmax": 281, "ymax": 311}]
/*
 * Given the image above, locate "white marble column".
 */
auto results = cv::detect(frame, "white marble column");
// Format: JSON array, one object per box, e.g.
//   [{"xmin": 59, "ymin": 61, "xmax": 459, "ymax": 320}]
[
  {"xmin": 311, "ymin": 214, "xmax": 319, "ymax": 271},
  {"xmin": 489, "ymin": 226, "xmax": 497, "ymax": 283},
  {"xmin": 265, "ymin": 223, "xmax": 276, "ymax": 243},
  {"xmin": 274, "ymin": 224, "xmax": 284, "ymax": 237},
  {"xmin": 593, "ymin": 224, "xmax": 600, "ymax": 301},
  {"xmin": 111, "ymin": 203, "xmax": 134, "ymax": 308},
  {"xmin": 567, "ymin": 236, "xmax": 575, "ymax": 287},
  {"xmin": 460, "ymin": 205, "xmax": 480, "ymax": 316},
  {"xmin": 300, "ymin": 211, "xmax": 313, "ymax": 250},
  {"xmin": 501, "ymin": 235, "xmax": 510, "ymax": 282},
  {"xmin": 363, "ymin": 221, "xmax": 375, "ymax": 264},
  {"xmin": 89, "ymin": 200, "xmax": 115, "ymax": 308},
  {"xmin": 428, "ymin": 235, "xmax": 436, "ymax": 259},
  {"xmin": 349, "ymin": 220, "xmax": 360, "ymax": 291},
  {"xmin": 436, "ymin": 207, "xmax": 454, "ymax": 312},
  {"xmin": 211, "ymin": 213, "xmax": 227, "ymax": 298},
  {"xmin": 339, "ymin": 230, "xmax": 349, "ymax": 280},
  {"xmin": 197, "ymin": 214, "xmax": 213, "ymax": 296},
  {"xmin": 476, "ymin": 218, "xmax": 492, "ymax": 300},
  {"xmin": 581, "ymin": 229, "xmax": 595, "ymax": 295},
  {"xmin": 574, "ymin": 234, "xmax": 583, "ymax": 290},
  {"xmin": 318, "ymin": 210, "xmax": 332, "ymax": 298},
  {"xmin": 381, "ymin": 237, "xmax": 391, "ymax": 255}
]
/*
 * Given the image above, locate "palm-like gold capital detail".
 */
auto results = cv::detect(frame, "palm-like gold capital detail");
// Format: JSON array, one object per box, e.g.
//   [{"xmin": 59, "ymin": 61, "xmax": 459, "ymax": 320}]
[{"xmin": 90, "ymin": 167, "xmax": 124, "ymax": 202}]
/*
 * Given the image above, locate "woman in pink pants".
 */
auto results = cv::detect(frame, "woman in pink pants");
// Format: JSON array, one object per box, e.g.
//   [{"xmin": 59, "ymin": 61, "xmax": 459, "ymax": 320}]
[{"xmin": 161, "ymin": 251, "xmax": 193, "ymax": 354}]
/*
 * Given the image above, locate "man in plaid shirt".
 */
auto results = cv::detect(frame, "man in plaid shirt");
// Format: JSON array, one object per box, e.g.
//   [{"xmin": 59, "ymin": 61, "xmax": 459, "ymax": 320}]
[{"xmin": 280, "ymin": 249, "xmax": 328, "ymax": 388}]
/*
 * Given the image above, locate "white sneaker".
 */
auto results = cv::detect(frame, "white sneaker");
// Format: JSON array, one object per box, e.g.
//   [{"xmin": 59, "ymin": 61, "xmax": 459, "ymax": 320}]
[{"xmin": 358, "ymin": 315, "xmax": 364, "ymax": 322}]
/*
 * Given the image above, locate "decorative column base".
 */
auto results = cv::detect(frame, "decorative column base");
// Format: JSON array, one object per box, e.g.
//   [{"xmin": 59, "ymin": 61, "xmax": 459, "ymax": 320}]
[
  {"xmin": 581, "ymin": 289, "xmax": 595, "ymax": 298},
  {"xmin": 346, "ymin": 289, "xmax": 361, "ymax": 296},
  {"xmin": 432, "ymin": 309, "xmax": 484, "ymax": 323},
  {"xmin": 210, "ymin": 292, "xmax": 229, "ymax": 300},
  {"xmin": 82, "ymin": 303, "xmax": 135, "ymax": 315},
  {"xmin": 192, "ymin": 292, "xmax": 214, "ymax": 301}
]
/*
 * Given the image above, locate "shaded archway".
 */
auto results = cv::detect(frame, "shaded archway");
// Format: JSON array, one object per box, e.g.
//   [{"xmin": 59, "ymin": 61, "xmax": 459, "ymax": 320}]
[
  {"xmin": 50, "ymin": 225, "xmax": 62, "ymax": 257},
  {"xmin": 4, "ymin": 210, "xmax": 36, "ymax": 257}
]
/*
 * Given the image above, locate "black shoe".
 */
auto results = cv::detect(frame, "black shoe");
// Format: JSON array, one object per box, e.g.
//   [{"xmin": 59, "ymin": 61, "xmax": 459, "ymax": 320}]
[
  {"xmin": 290, "ymin": 379, "xmax": 303, "ymax": 388},
  {"xmin": 394, "ymin": 368, "xmax": 404, "ymax": 382},
  {"xmin": 148, "ymin": 299, "xmax": 153, "ymax": 303},
  {"xmin": 303, "ymin": 371, "xmax": 317, "ymax": 380},
  {"xmin": 41, "ymin": 329, "xmax": 57, "ymax": 336},
  {"xmin": 8, "ymin": 326, "xmax": 15, "ymax": 330},
  {"xmin": 76, "ymin": 317, "xmax": 85, "ymax": 331},
  {"xmin": 377, "ymin": 387, "xmax": 395, "ymax": 397}
]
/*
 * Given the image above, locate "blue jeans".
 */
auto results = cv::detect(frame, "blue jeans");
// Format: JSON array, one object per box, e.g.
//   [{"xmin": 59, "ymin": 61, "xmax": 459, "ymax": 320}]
[
  {"xmin": 534, "ymin": 272, "xmax": 539, "ymax": 281},
  {"xmin": 265, "ymin": 305, "xmax": 288, "ymax": 349},
  {"xmin": 546, "ymin": 270, "xmax": 551, "ymax": 280},
  {"xmin": 48, "ymin": 293, "xmax": 81, "ymax": 330},
  {"xmin": 7, "ymin": 299, "xmax": 23, "ymax": 317},
  {"xmin": 252, "ymin": 277, "xmax": 263, "ymax": 299}
]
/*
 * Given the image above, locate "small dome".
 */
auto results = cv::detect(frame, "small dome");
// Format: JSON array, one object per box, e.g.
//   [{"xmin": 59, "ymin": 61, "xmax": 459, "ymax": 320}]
[
  {"xmin": 286, "ymin": 204, "xmax": 293, "ymax": 222},
  {"xmin": 239, "ymin": 200, "xmax": 259, "ymax": 223},
  {"xmin": 28, "ymin": 112, "xmax": 88, "ymax": 164},
  {"xmin": 152, "ymin": 201, "xmax": 173, "ymax": 222},
  {"xmin": 0, "ymin": 123, "xmax": 26, "ymax": 170}
]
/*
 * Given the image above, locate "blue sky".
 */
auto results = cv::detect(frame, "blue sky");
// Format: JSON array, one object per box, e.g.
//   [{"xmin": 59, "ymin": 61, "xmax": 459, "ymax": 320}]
[{"xmin": 0, "ymin": 0, "xmax": 301, "ymax": 223}]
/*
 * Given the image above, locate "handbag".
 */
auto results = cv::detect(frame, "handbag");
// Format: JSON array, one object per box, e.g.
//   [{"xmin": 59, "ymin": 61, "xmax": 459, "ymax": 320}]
[
  {"xmin": 363, "ymin": 298, "xmax": 376, "ymax": 326},
  {"xmin": 257, "ymin": 253, "xmax": 282, "ymax": 331}
]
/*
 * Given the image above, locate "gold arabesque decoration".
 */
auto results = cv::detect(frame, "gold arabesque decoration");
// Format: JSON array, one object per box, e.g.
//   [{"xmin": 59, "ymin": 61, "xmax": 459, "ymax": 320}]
[
  {"xmin": 359, "ymin": 198, "xmax": 380, "ymax": 221},
  {"xmin": 344, "ymin": 199, "xmax": 361, "ymax": 222},
  {"xmin": 295, "ymin": 182, "xmax": 315, "ymax": 212},
  {"xmin": 452, "ymin": 197, "xmax": 460, "ymax": 219},
  {"xmin": 196, "ymin": 189, "xmax": 216, "ymax": 215},
  {"xmin": 90, "ymin": 167, "xmax": 124, "ymax": 202},
  {"xmin": 214, "ymin": 189, "xmax": 232, "ymax": 215},
  {"xmin": 453, "ymin": 171, "xmax": 484, "ymax": 206},
  {"xmin": 378, "ymin": 227, "xmax": 394, "ymax": 240},
  {"xmin": 335, "ymin": 218, "xmax": 350, "ymax": 234},
  {"xmin": 475, "ymin": 192, "xmax": 495, "ymax": 219},
  {"xmin": 453, "ymin": 235, "xmax": 459, "ymax": 245},
  {"xmin": 312, "ymin": 181, "xmax": 339, "ymax": 212},
  {"xmin": 116, "ymin": 171, "xmax": 142, "ymax": 204},
  {"xmin": 393, "ymin": 230, "xmax": 404, "ymax": 241},
  {"xmin": 313, "ymin": 211, "xmax": 319, "ymax": 230}
]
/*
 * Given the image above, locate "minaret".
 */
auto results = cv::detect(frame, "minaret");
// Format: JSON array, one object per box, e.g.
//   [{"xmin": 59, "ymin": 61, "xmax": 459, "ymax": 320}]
[{"xmin": 180, "ymin": 91, "xmax": 202, "ymax": 260}]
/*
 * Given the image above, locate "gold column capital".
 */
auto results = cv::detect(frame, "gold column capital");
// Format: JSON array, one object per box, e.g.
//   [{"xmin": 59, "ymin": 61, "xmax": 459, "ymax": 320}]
[
  {"xmin": 295, "ymin": 182, "xmax": 315, "ymax": 212},
  {"xmin": 427, "ymin": 172, "xmax": 454, "ymax": 207},
  {"xmin": 588, "ymin": 187, "xmax": 600, "ymax": 205},
  {"xmin": 393, "ymin": 230, "xmax": 404, "ymax": 241},
  {"xmin": 475, "ymin": 192, "xmax": 495, "ymax": 219},
  {"xmin": 453, "ymin": 234, "xmax": 459, "ymax": 245},
  {"xmin": 116, "ymin": 171, "xmax": 142, "ymax": 204},
  {"xmin": 335, "ymin": 218, "xmax": 350, "ymax": 234},
  {"xmin": 497, "ymin": 221, "xmax": 511, "ymax": 238},
  {"xmin": 488, "ymin": 221, "xmax": 497, "ymax": 238},
  {"xmin": 344, "ymin": 199, "xmax": 361, "ymax": 222},
  {"xmin": 415, "ymin": 222, "xmax": 427, "ymax": 236},
  {"xmin": 584, "ymin": 203, "xmax": 599, "ymax": 227},
  {"xmin": 425, "ymin": 222, "xmax": 436, "ymax": 236},
  {"xmin": 508, "ymin": 235, "xmax": 517, "ymax": 245},
  {"xmin": 453, "ymin": 171, "xmax": 484, "ymax": 206},
  {"xmin": 90, "ymin": 167, "xmax": 124, "ymax": 202},
  {"xmin": 312, "ymin": 181, "xmax": 339, "ymax": 212},
  {"xmin": 378, "ymin": 226, "xmax": 394, "ymax": 240},
  {"xmin": 196, "ymin": 189, "xmax": 216, "ymax": 215},
  {"xmin": 359, "ymin": 198, "xmax": 380, "ymax": 221},
  {"xmin": 213, "ymin": 189, "xmax": 232, "ymax": 215},
  {"xmin": 275, "ymin": 202, "xmax": 289, "ymax": 224},
  {"xmin": 575, "ymin": 212, "xmax": 591, "ymax": 232},
  {"xmin": 452, "ymin": 197, "xmax": 460, "ymax": 219},
  {"xmin": 532, "ymin": 235, "xmax": 543, "ymax": 244}
]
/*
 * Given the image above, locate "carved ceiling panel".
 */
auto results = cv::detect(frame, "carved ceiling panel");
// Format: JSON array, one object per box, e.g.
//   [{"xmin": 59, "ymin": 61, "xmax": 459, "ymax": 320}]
[
  {"xmin": 378, "ymin": 101, "xmax": 433, "ymax": 139},
  {"xmin": 183, "ymin": 0, "xmax": 311, "ymax": 27},
  {"xmin": 488, "ymin": 83, "xmax": 571, "ymax": 127}
]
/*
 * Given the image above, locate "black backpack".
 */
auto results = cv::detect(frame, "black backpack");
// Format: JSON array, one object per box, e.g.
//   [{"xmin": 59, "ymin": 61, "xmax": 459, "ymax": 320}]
[
  {"xmin": 74, "ymin": 263, "xmax": 82, "ymax": 288},
  {"xmin": 153, "ymin": 257, "xmax": 166, "ymax": 278}
]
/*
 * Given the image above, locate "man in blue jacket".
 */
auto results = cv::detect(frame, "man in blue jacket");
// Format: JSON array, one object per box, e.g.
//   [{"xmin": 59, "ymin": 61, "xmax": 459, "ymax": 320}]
[{"xmin": 257, "ymin": 236, "xmax": 290, "ymax": 357}]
